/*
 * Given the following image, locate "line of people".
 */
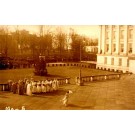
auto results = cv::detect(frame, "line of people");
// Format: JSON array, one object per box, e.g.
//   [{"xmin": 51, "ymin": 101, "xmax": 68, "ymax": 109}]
[{"xmin": 8, "ymin": 78, "xmax": 60, "ymax": 96}]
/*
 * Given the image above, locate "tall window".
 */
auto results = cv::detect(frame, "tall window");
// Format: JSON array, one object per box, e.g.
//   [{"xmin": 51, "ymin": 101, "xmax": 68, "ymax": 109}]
[
  {"xmin": 104, "ymin": 57, "xmax": 107, "ymax": 64},
  {"xmin": 127, "ymin": 59, "xmax": 129, "ymax": 67},
  {"xmin": 120, "ymin": 30, "xmax": 124, "ymax": 39},
  {"xmin": 119, "ymin": 58, "xmax": 122, "ymax": 66},
  {"xmin": 106, "ymin": 44, "xmax": 109, "ymax": 52},
  {"xmin": 112, "ymin": 44, "xmax": 116, "ymax": 52},
  {"xmin": 129, "ymin": 25, "xmax": 133, "ymax": 29},
  {"xmin": 128, "ymin": 43, "xmax": 132, "ymax": 53},
  {"xmin": 120, "ymin": 44, "xmax": 124, "ymax": 52},
  {"xmin": 113, "ymin": 31, "xmax": 116, "ymax": 39},
  {"xmin": 128, "ymin": 29, "xmax": 133, "ymax": 39},
  {"xmin": 106, "ymin": 25, "xmax": 109, "ymax": 29},
  {"xmin": 111, "ymin": 58, "xmax": 114, "ymax": 65},
  {"xmin": 112, "ymin": 25, "xmax": 116, "ymax": 29},
  {"xmin": 120, "ymin": 25, "xmax": 124, "ymax": 29},
  {"xmin": 106, "ymin": 31, "xmax": 109, "ymax": 39}
]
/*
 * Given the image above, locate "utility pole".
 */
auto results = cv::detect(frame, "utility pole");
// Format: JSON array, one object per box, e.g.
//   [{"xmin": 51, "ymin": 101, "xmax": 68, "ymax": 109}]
[{"xmin": 77, "ymin": 40, "xmax": 85, "ymax": 86}]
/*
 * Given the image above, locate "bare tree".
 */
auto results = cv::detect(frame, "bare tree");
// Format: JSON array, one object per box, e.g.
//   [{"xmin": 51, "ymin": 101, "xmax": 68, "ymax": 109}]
[
  {"xmin": 0, "ymin": 25, "xmax": 10, "ymax": 57},
  {"xmin": 54, "ymin": 27, "xmax": 67, "ymax": 61},
  {"xmin": 38, "ymin": 25, "xmax": 53, "ymax": 57}
]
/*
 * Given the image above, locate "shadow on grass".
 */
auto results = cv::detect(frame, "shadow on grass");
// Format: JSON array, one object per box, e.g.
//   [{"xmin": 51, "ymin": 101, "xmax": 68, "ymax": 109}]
[
  {"xmin": 0, "ymin": 96, "xmax": 8, "ymax": 98},
  {"xmin": 0, "ymin": 92, "xmax": 10, "ymax": 98},
  {"xmin": 32, "ymin": 89, "xmax": 67, "ymax": 98}
]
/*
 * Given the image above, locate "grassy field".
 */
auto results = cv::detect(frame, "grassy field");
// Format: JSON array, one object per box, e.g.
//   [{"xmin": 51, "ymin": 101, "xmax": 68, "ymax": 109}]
[{"xmin": 0, "ymin": 66, "xmax": 115, "ymax": 84}]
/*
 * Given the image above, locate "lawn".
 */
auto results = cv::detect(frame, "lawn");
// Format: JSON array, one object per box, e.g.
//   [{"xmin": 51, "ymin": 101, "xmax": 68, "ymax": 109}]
[{"xmin": 0, "ymin": 66, "xmax": 115, "ymax": 84}]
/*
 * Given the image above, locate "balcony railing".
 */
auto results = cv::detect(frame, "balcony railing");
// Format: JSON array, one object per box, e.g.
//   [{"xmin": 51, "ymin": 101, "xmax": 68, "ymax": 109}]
[{"xmin": 78, "ymin": 74, "xmax": 121, "ymax": 83}]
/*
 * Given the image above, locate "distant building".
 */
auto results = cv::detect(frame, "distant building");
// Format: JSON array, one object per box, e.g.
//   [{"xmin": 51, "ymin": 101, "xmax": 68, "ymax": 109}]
[
  {"xmin": 97, "ymin": 25, "xmax": 135, "ymax": 73},
  {"xmin": 84, "ymin": 46, "xmax": 98, "ymax": 53}
]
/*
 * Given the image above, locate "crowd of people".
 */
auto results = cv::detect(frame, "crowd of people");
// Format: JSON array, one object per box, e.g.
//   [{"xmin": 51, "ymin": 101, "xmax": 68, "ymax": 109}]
[{"xmin": 8, "ymin": 78, "xmax": 61, "ymax": 96}]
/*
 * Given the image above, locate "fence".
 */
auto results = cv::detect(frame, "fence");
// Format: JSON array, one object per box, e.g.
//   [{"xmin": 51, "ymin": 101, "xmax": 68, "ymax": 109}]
[
  {"xmin": 80, "ymin": 74, "xmax": 121, "ymax": 83},
  {"xmin": 57, "ymin": 77, "xmax": 70, "ymax": 85},
  {"xmin": 10, "ymin": 62, "xmax": 96, "ymax": 70},
  {"xmin": 0, "ymin": 83, "xmax": 9, "ymax": 91},
  {"xmin": 46, "ymin": 62, "xmax": 96, "ymax": 69}
]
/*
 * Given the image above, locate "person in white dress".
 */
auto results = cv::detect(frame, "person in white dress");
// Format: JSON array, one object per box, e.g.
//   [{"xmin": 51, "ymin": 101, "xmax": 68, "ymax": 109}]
[
  {"xmin": 41, "ymin": 80, "xmax": 47, "ymax": 93},
  {"xmin": 66, "ymin": 78, "xmax": 69, "ymax": 84},
  {"xmin": 44, "ymin": 80, "xmax": 48, "ymax": 93},
  {"xmin": 45, "ymin": 79, "xmax": 50, "ymax": 92},
  {"xmin": 61, "ymin": 90, "xmax": 73, "ymax": 106},
  {"xmin": 24, "ymin": 79, "xmax": 29, "ymax": 94},
  {"xmin": 26, "ymin": 81, "xmax": 32, "ymax": 96},
  {"xmin": 52, "ymin": 79, "xmax": 57, "ymax": 91},
  {"xmin": 49, "ymin": 80, "xmax": 53, "ymax": 92},
  {"xmin": 56, "ymin": 79, "xmax": 59, "ymax": 90},
  {"xmin": 62, "ymin": 92, "xmax": 70, "ymax": 107},
  {"xmin": 37, "ymin": 81, "xmax": 42, "ymax": 93},
  {"xmin": 31, "ymin": 81, "xmax": 37, "ymax": 93}
]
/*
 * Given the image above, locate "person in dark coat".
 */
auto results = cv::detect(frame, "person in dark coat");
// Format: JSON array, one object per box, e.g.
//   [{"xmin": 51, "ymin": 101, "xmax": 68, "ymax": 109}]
[
  {"xmin": 12, "ymin": 82, "xmax": 18, "ymax": 94},
  {"xmin": 8, "ymin": 80, "xmax": 13, "ymax": 91},
  {"xmin": 18, "ymin": 80, "xmax": 24, "ymax": 95}
]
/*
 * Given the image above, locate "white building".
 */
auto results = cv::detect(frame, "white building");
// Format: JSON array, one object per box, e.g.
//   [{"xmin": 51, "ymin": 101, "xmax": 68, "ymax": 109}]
[
  {"xmin": 97, "ymin": 25, "xmax": 135, "ymax": 73},
  {"xmin": 84, "ymin": 46, "xmax": 98, "ymax": 53}
]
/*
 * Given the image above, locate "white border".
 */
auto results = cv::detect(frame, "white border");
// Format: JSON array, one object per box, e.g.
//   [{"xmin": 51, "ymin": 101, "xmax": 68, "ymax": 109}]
[
  {"xmin": 1, "ymin": 0, "xmax": 135, "ymax": 135},
  {"xmin": 0, "ymin": 0, "xmax": 135, "ymax": 24}
]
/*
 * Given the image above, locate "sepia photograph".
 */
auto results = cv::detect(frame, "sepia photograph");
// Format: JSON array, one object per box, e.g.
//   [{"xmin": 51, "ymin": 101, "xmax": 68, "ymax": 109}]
[
  {"xmin": 1, "ymin": 0, "xmax": 135, "ymax": 135},
  {"xmin": 0, "ymin": 25, "xmax": 135, "ymax": 110}
]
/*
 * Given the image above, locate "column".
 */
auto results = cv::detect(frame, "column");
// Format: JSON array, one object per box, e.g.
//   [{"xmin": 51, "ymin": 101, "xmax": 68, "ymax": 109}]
[
  {"xmin": 124, "ymin": 25, "xmax": 128, "ymax": 55},
  {"xmin": 132, "ymin": 26, "xmax": 135, "ymax": 54},
  {"xmin": 109, "ymin": 25, "xmax": 112, "ymax": 54},
  {"xmin": 102, "ymin": 25, "xmax": 105, "ymax": 54},
  {"xmin": 116, "ymin": 25, "xmax": 120, "ymax": 54},
  {"xmin": 98, "ymin": 25, "xmax": 102, "ymax": 54}
]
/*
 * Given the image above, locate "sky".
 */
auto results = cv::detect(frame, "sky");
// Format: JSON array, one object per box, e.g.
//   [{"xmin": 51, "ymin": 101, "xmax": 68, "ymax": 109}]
[{"xmin": 7, "ymin": 25, "xmax": 99, "ymax": 38}]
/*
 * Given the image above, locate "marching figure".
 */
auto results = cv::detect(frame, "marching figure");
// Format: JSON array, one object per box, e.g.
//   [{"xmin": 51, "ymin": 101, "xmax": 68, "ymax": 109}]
[{"xmin": 61, "ymin": 90, "xmax": 73, "ymax": 107}]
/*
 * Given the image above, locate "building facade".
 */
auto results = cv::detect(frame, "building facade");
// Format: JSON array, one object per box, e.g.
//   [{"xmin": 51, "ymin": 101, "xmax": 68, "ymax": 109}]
[{"xmin": 97, "ymin": 25, "xmax": 135, "ymax": 73}]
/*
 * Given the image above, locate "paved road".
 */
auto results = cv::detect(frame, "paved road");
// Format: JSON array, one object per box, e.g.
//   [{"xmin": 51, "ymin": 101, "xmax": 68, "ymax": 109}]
[{"xmin": 0, "ymin": 74, "xmax": 135, "ymax": 110}]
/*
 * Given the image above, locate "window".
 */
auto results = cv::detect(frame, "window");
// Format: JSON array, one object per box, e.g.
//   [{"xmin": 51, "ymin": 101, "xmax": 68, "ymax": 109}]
[
  {"xmin": 119, "ymin": 58, "xmax": 122, "ymax": 66},
  {"xmin": 106, "ymin": 25, "xmax": 109, "ymax": 28},
  {"xmin": 120, "ymin": 25, "xmax": 124, "ymax": 29},
  {"xmin": 128, "ymin": 43, "xmax": 132, "ymax": 53},
  {"xmin": 106, "ymin": 44, "xmax": 109, "ymax": 52},
  {"xmin": 100, "ymin": 49, "xmax": 102, "ymax": 54},
  {"xmin": 104, "ymin": 57, "xmax": 107, "ymax": 64},
  {"xmin": 112, "ymin": 44, "xmax": 116, "ymax": 52},
  {"xmin": 127, "ymin": 59, "xmax": 129, "ymax": 67},
  {"xmin": 120, "ymin": 44, "xmax": 124, "ymax": 52},
  {"xmin": 120, "ymin": 30, "xmax": 124, "ymax": 39},
  {"xmin": 129, "ymin": 25, "xmax": 133, "ymax": 29},
  {"xmin": 112, "ymin": 25, "xmax": 116, "ymax": 28},
  {"xmin": 111, "ymin": 58, "xmax": 114, "ymax": 65},
  {"xmin": 128, "ymin": 29, "xmax": 133, "ymax": 39},
  {"xmin": 113, "ymin": 31, "xmax": 116, "ymax": 39},
  {"xmin": 106, "ymin": 31, "xmax": 109, "ymax": 39}
]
